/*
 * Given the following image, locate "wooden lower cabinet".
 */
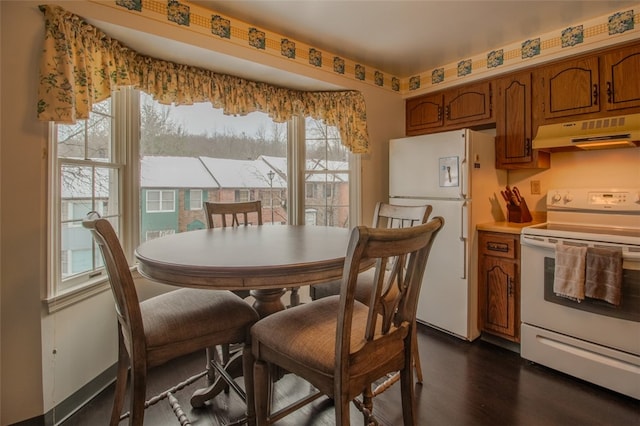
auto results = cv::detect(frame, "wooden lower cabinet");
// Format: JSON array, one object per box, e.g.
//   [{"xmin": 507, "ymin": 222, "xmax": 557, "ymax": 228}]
[{"xmin": 478, "ymin": 231, "xmax": 520, "ymax": 342}]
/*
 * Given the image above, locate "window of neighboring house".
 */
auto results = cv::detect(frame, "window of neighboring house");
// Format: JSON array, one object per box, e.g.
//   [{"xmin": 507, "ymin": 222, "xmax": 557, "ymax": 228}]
[
  {"xmin": 305, "ymin": 208, "xmax": 318, "ymax": 226},
  {"xmin": 145, "ymin": 229, "xmax": 175, "ymax": 240},
  {"xmin": 235, "ymin": 189, "xmax": 250, "ymax": 202},
  {"xmin": 325, "ymin": 183, "xmax": 333, "ymax": 198},
  {"xmin": 47, "ymin": 88, "xmax": 359, "ymax": 306},
  {"xmin": 189, "ymin": 189, "xmax": 203, "ymax": 210},
  {"xmin": 305, "ymin": 183, "xmax": 315, "ymax": 198},
  {"xmin": 146, "ymin": 190, "xmax": 176, "ymax": 212}
]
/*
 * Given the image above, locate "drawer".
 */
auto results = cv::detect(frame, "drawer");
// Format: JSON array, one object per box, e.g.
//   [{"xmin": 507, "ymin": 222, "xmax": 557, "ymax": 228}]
[{"xmin": 479, "ymin": 232, "xmax": 516, "ymax": 259}]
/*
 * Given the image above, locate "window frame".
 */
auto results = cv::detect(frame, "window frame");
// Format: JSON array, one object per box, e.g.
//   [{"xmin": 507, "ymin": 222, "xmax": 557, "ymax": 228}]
[
  {"xmin": 46, "ymin": 88, "xmax": 140, "ymax": 312},
  {"xmin": 189, "ymin": 189, "xmax": 203, "ymax": 211},
  {"xmin": 145, "ymin": 189, "xmax": 176, "ymax": 213}
]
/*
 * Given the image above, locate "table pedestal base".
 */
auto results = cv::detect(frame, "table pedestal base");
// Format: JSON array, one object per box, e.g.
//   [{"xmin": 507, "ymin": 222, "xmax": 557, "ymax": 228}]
[{"xmin": 250, "ymin": 288, "xmax": 286, "ymax": 318}]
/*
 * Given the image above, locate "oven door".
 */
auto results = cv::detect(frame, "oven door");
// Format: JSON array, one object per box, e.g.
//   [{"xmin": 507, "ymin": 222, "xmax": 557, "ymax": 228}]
[
  {"xmin": 520, "ymin": 234, "xmax": 640, "ymax": 398},
  {"xmin": 520, "ymin": 234, "xmax": 640, "ymax": 353}
]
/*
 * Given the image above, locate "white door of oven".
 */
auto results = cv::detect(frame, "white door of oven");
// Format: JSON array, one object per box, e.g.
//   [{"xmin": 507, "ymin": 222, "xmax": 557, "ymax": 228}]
[
  {"xmin": 520, "ymin": 234, "xmax": 640, "ymax": 399},
  {"xmin": 520, "ymin": 235, "xmax": 640, "ymax": 355}
]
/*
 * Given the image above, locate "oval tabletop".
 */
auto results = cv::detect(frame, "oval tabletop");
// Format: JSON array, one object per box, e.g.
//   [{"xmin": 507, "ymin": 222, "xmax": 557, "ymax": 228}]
[{"xmin": 135, "ymin": 225, "xmax": 354, "ymax": 291}]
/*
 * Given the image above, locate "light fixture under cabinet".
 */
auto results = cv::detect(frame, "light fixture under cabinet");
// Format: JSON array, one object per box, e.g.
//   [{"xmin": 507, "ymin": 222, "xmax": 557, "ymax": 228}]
[{"xmin": 533, "ymin": 113, "xmax": 640, "ymax": 151}]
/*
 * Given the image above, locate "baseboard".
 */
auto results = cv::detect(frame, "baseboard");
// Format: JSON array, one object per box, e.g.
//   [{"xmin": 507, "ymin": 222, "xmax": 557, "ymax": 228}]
[
  {"xmin": 42, "ymin": 363, "xmax": 117, "ymax": 426},
  {"xmin": 479, "ymin": 333, "xmax": 521, "ymax": 354}
]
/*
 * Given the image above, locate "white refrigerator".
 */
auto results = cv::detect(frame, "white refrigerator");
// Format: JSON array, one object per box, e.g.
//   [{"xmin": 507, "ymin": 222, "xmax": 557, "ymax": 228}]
[{"xmin": 389, "ymin": 129, "xmax": 507, "ymax": 341}]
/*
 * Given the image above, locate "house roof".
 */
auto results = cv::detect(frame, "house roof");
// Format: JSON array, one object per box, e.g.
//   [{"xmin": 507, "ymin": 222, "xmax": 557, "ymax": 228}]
[
  {"xmin": 140, "ymin": 156, "xmax": 218, "ymax": 188},
  {"xmin": 140, "ymin": 155, "xmax": 348, "ymax": 189},
  {"xmin": 199, "ymin": 157, "xmax": 286, "ymax": 189}
]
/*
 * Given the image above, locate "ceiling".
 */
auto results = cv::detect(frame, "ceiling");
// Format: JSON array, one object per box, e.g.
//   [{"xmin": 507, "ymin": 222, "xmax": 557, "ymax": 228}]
[
  {"xmin": 189, "ymin": 0, "xmax": 636, "ymax": 77},
  {"xmin": 92, "ymin": 1, "xmax": 637, "ymax": 90}
]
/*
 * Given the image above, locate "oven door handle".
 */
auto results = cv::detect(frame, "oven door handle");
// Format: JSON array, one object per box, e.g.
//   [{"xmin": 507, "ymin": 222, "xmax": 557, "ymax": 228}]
[{"xmin": 521, "ymin": 235, "xmax": 640, "ymax": 262}]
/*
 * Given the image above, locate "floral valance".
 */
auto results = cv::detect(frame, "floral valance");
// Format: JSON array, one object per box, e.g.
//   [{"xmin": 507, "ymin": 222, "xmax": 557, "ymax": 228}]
[{"xmin": 37, "ymin": 5, "xmax": 369, "ymax": 153}]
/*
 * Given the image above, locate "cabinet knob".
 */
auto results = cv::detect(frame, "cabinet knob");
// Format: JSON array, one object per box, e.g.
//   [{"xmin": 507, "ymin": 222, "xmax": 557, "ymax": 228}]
[
  {"xmin": 592, "ymin": 84, "xmax": 599, "ymax": 105},
  {"xmin": 606, "ymin": 82, "xmax": 612, "ymax": 103}
]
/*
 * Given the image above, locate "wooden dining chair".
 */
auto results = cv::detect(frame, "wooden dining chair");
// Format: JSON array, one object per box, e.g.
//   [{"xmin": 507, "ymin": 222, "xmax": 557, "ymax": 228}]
[
  {"xmin": 204, "ymin": 200, "xmax": 263, "ymax": 230},
  {"xmin": 83, "ymin": 213, "xmax": 259, "ymax": 426},
  {"xmin": 247, "ymin": 217, "xmax": 444, "ymax": 425},
  {"xmin": 204, "ymin": 200, "xmax": 264, "ymax": 300},
  {"xmin": 310, "ymin": 202, "xmax": 433, "ymax": 386},
  {"xmin": 204, "ymin": 200, "xmax": 299, "ymax": 307}
]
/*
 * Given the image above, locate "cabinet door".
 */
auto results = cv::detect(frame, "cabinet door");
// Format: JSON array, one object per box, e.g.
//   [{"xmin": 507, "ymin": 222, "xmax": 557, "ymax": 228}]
[
  {"xmin": 481, "ymin": 256, "xmax": 517, "ymax": 339},
  {"xmin": 444, "ymin": 81, "xmax": 492, "ymax": 126},
  {"xmin": 601, "ymin": 44, "xmax": 640, "ymax": 112},
  {"xmin": 478, "ymin": 232, "xmax": 519, "ymax": 341},
  {"xmin": 539, "ymin": 56, "xmax": 600, "ymax": 119},
  {"xmin": 406, "ymin": 93, "xmax": 444, "ymax": 135},
  {"xmin": 495, "ymin": 72, "xmax": 549, "ymax": 169},
  {"xmin": 495, "ymin": 73, "xmax": 532, "ymax": 166}
]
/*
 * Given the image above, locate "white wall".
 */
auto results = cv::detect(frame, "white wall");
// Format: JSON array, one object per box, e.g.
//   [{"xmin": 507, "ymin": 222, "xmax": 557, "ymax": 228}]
[
  {"xmin": 509, "ymin": 148, "xmax": 640, "ymax": 212},
  {"xmin": 1, "ymin": 2, "xmax": 48, "ymax": 423},
  {"xmin": 0, "ymin": 1, "xmax": 400, "ymax": 424}
]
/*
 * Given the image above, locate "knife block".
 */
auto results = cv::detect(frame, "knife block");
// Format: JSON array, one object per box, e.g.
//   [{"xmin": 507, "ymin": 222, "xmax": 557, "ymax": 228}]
[{"xmin": 507, "ymin": 197, "xmax": 533, "ymax": 223}]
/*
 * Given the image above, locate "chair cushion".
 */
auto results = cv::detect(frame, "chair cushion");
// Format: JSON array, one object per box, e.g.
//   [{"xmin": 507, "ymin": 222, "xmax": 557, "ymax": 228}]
[
  {"xmin": 311, "ymin": 269, "xmax": 376, "ymax": 303},
  {"xmin": 251, "ymin": 295, "xmax": 403, "ymax": 376},
  {"xmin": 141, "ymin": 288, "xmax": 259, "ymax": 349}
]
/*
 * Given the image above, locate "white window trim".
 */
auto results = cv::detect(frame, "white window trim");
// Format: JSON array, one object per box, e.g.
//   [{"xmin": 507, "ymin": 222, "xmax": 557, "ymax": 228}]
[
  {"xmin": 46, "ymin": 87, "xmax": 140, "ymax": 312},
  {"xmin": 146, "ymin": 189, "xmax": 176, "ymax": 213},
  {"xmin": 189, "ymin": 189, "xmax": 203, "ymax": 210}
]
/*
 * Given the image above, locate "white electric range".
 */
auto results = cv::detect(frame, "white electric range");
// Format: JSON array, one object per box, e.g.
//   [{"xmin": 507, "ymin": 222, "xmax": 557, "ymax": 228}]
[{"xmin": 520, "ymin": 188, "xmax": 640, "ymax": 399}]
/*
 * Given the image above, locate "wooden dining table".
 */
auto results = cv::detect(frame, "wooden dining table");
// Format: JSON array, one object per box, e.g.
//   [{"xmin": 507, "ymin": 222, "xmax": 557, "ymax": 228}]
[
  {"xmin": 135, "ymin": 224, "xmax": 367, "ymax": 410},
  {"xmin": 135, "ymin": 224, "xmax": 363, "ymax": 317}
]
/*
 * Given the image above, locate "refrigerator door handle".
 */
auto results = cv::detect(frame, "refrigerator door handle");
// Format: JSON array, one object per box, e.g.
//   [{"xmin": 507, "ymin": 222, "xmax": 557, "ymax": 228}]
[
  {"xmin": 460, "ymin": 134, "xmax": 468, "ymax": 198},
  {"xmin": 460, "ymin": 201, "xmax": 468, "ymax": 279},
  {"xmin": 460, "ymin": 156, "xmax": 467, "ymax": 199}
]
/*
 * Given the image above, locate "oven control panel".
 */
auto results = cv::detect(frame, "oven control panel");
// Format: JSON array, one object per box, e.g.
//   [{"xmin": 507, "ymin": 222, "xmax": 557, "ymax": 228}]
[{"xmin": 547, "ymin": 188, "xmax": 640, "ymax": 211}]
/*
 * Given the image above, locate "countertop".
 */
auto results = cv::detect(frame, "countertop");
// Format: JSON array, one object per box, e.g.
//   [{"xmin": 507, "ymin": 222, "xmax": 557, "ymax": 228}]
[{"xmin": 477, "ymin": 212, "xmax": 546, "ymax": 235}]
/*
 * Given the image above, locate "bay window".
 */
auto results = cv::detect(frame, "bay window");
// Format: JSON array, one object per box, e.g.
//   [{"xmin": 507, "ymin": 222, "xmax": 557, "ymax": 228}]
[{"xmin": 47, "ymin": 88, "xmax": 359, "ymax": 307}]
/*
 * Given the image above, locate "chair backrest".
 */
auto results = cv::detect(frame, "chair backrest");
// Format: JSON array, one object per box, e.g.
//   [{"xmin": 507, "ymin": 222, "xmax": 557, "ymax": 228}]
[
  {"xmin": 369, "ymin": 202, "xmax": 433, "ymax": 302},
  {"xmin": 336, "ymin": 217, "xmax": 444, "ymax": 379},
  {"xmin": 82, "ymin": 213, "xmax": 144, "ymax": 351},
  {"xmin": 204, "ymin": 201, "xmax": 263, "ymax": 228},
  {"xmin": 371, "ymin": 202, "xmax": 432, "ymax": 229}
]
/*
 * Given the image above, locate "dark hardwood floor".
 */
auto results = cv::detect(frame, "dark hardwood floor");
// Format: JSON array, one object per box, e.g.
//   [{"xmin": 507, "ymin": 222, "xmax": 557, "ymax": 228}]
[{"xmin": 60, "ymin": 324, "xmax": 639, "ymax": 425}]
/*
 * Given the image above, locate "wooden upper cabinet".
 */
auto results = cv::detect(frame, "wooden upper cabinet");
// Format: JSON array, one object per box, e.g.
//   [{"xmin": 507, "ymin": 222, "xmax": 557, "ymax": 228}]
[
  {"xmin": 534, "ymin": 42, "xmax": 640, "ymax": 125},
  {"xmin": 601, "ymin": 45, "xmax": 640, "ymax": 112},
  {"xmin": 538, "ymin": 56, "xmax": 601, "ymax": 120},
  {"xmin": 495, "ymin": 72, "xmax": 549, "ymax": 169},
  {"xmin": 406, "ymin": 93, "xmax": 444, "ymax": 134},
  {"xmin": 443, "ymin": 81, "xmax": 492, "ymax": 126},
  {"xmin": 405, "ymin": 81, "xmax": 492, "ymax": 135}
]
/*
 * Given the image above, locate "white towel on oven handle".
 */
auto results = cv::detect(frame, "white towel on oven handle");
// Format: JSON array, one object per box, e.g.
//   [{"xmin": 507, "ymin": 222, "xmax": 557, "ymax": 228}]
[{"xmin": 553, "ymin": 243, "xmax": 587, "ymax": 302}]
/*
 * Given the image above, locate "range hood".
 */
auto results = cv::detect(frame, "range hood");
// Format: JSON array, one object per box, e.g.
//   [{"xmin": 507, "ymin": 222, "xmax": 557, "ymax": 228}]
[{"xmin": 533, "ymin": 113, "xmax": 640, "ymax": 151}]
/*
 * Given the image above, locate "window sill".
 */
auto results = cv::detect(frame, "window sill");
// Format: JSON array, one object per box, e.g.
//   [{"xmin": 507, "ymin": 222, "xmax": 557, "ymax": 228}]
[{"xmin": 44, "ymin": 276, "xmax": 112, "ymax": 314}]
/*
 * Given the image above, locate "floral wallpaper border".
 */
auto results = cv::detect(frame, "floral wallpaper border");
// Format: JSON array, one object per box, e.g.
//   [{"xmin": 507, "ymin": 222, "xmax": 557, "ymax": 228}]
[{"xmin": 104, "ymin": 0, "xmax": 637, "ymax": 94}]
